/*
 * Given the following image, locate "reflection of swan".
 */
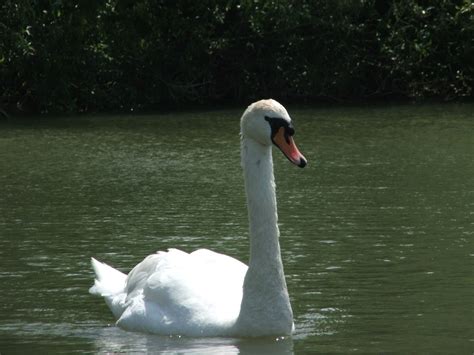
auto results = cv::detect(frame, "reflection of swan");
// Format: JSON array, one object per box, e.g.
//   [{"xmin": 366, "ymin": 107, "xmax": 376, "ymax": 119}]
[
  {"xmin": 92, "ymin": 326, "xmax": 294, "ymax": 354},
  {"xmin": 90, "ymin": 99, "xmax": 307, "ymax": 337}
]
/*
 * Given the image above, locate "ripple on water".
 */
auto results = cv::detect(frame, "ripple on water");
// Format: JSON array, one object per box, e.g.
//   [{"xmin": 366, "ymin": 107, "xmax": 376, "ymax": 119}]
[{"xmin": 1, "ymin": 105, "xmax": 473, "ymax": 353}]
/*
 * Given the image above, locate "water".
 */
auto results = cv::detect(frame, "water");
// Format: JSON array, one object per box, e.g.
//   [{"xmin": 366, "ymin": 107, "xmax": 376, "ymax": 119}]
[{"xmin": 1, "ymin": 104, "xmax": 473, "ymax": 353}]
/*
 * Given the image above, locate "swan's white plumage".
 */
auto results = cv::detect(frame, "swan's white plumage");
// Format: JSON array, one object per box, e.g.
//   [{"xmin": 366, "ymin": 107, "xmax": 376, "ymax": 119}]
[
  {"xmin": 90, "ymin": 249, "xmax": 247, "ymax": 335},
  {"xmin": 90, "ymin": 257, "xmax": 126, "ymax": 296},
  {"xmin": 90, "ymin": 99, "xmax": 306, "ymax": 337}
]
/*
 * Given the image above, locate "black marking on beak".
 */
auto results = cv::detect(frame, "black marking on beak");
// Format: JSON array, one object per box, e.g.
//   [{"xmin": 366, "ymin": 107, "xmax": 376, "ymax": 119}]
[
  {"xmin": 265, "ymin": 116, "xmax": 295, "ymax": 143},
  {"xmin": 298, "ymin": 158, "xmax": 307, "ymax": 168}
]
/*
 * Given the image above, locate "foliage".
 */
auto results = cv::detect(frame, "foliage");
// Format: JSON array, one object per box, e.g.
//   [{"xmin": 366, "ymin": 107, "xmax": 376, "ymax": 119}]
[{"xmin": 0, "ymin": 0, "xmax": 472, "ymax": 114}]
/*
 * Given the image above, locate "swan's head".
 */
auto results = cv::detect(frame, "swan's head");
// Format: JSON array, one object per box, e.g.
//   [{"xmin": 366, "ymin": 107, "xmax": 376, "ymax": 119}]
[{"xmin": 241, "ymin": 99, "xmax": 307, "ymax": 168}]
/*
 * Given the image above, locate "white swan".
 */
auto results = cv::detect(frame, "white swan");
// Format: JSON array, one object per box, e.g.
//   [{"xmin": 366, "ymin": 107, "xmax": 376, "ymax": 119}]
[{"xmin": 90, "ymin": 99, "xmax": 307, "ymax": 337}]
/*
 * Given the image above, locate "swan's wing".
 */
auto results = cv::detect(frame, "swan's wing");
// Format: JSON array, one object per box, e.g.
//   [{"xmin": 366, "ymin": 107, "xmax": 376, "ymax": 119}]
[
  {"xmin": 143, "ymin": 249, "xmax": 247, "ymax": 312},
  {"xmin": 124, "ymin": 248, "xmax": 188, "ymax": 301},
  {"xmin": 119, "ymin": 248, "xmax": 247, "ymax": 333}
]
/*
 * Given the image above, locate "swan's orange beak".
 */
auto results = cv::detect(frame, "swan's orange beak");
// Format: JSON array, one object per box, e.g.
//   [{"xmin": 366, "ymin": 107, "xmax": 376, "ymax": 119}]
[{"xmin": 273, "ymin": 127, "xmax": 307, "ymax": 168}]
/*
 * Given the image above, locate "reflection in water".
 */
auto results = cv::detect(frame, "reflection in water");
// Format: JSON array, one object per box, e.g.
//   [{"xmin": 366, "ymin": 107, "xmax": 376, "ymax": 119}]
[
  {"xmin": 93, "ymin": 327, "xmax": 293, "ymax": 354},
  {"xmin": 0, "ymin": 321, "xmax": 293, "ymax": 354}
]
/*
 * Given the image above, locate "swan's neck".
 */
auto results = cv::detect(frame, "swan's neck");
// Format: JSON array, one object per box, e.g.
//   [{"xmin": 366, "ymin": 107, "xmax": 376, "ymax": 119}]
[{"xmin": 235, "ymin": 137, "xmax": 293, "ymax": 335}]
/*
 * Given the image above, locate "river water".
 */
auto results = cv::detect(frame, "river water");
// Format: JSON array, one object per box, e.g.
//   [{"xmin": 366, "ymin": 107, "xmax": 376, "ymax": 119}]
[{"xmin": 1, "ymin": 104, "xmax": 473, "ymax": 353}]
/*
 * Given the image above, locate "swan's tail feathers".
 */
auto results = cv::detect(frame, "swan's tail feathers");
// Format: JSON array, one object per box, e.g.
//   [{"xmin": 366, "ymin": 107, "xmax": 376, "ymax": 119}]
[
  {"xmin": 90, "ymin": 258, "xmax": 128, "ymax": 319},
  {"xmin": 89, "ymin": 257, "xmax": 126, "ymax": 297}
]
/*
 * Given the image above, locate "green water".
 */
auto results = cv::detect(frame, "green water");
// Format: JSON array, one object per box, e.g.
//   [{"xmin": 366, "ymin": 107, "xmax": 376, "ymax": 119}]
[{"xmin": 1, "ymin": 104, "xmax": 473, "ymax": 353}]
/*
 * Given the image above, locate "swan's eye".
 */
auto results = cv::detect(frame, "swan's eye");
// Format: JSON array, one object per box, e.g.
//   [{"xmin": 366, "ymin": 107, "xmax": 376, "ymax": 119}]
[
  {"xmin": 264, "ymin": 116, "xmax": 295, "ymax": 141},
  {"xmin": 287, "ymin": 125, "xmax": 295, "ymax": 136}
]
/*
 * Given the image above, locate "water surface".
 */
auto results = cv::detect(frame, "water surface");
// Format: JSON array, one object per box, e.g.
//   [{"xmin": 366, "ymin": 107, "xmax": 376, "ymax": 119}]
[{"xmin": 1, "ymin": 104, "xmax": 473, "ymax": 353}]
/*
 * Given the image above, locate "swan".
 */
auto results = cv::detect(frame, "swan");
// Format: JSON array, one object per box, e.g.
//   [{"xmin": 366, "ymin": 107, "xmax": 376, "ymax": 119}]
[{"xmin": 90, "ymin": 99, "xmax": 307, "ymax": 337}]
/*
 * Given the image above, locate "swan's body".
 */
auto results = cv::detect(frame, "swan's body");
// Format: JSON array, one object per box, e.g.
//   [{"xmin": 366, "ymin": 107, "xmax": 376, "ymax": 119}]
[{"xmin": 90, "ymin": 99, "xmax": 307, "ymax": 337}]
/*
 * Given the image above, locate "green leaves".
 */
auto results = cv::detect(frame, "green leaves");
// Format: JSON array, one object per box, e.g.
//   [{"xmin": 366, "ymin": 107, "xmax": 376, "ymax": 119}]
[{"xmin": 0, "ymin": 0, "xmax": 472, "ymax": 114}]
